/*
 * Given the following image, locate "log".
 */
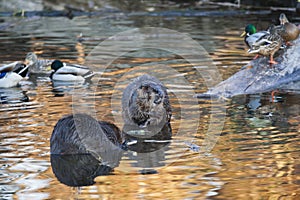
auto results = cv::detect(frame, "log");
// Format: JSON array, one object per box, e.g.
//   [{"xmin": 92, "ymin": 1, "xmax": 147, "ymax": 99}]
[{"xmin": 197, "ymin": 38, "xmax": 300, "ymax": 98}]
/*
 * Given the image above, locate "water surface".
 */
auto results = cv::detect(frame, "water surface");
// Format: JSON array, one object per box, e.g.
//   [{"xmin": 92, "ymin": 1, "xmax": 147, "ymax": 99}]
[{"xmin": 0, "ymin": 5, "xmax": 299, "ymax": 200}]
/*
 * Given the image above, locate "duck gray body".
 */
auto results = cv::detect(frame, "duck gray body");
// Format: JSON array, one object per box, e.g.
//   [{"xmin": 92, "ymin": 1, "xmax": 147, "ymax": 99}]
[
  {"xmin": 50, "ymin": 60, "xmax": 94, "ymax": 82},
  {"xmin": 24, "ymin": 52, "xmax": 52, "ymax": 74},
  {"xmin": 246, "ymin": 31, "xmax": 270, "ymax": 48}
]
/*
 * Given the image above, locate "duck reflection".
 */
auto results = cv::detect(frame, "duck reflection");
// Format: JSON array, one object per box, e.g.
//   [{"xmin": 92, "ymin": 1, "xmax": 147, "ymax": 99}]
[
  {"xmin": 232, "ymin": 93, "xmax": 299, "ymax": 128},
  {"xmin": 50, "ymin": 114, "xmax": 124, "ymax": 187},
  {"xmin": 51, "ymin": 81, "xmax": 91, "ymax": 97},
  {"xmin": 0, "ymin": 88, "xmax": 29, "ymax": 103}
]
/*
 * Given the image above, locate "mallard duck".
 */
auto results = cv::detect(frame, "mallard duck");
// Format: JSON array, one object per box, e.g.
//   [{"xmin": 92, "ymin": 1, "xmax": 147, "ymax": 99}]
[
  {"xmin": 247, "ymin": 25, "xmax": 283, "ymax": 64},
  {"xmin": 50, "ymin": 60, "xmax": 94, "ymax": 82},
  {"xmin": 277, "ymin": 13, "xmax": 300, "ymax": 45},
  {"xmin": 241, "ymin": 24, "xmax": 270, "ymax": 59},
  {"xmin": 24, "ymin": 52, "xmax": 52, "ymax": 74},
  {"xmin": 0, "ymin": 61, "xmax": 28, "ymax": 88},
  {"xmin": 241, "ymin": 24, "xmax": 270, "ymax": 48}
]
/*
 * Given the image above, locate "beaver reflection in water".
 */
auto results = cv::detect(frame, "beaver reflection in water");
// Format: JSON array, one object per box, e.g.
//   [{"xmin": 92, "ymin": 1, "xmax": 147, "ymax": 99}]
[{"xmin": 122, "ymin": 74, "xmax": 172, "ymax": 128}]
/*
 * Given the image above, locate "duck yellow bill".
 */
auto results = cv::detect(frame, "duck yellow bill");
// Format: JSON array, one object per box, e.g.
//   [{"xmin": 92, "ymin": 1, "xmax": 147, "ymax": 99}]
[
  {"xmin": 46, "ymin": 65, "xmax": 52, "ymax": 71},
  {"xmin": 240, "ymin": 31, "xmax": 246, "ymax": 37},
  {"xmin": 24, "ymin": 60, "xmax": 29, "ymax": 65}
]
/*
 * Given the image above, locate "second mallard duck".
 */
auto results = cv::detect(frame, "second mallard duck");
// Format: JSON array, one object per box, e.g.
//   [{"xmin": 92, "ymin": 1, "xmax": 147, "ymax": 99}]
[
  {"xmin": 277, "ymin": 13, "xmax": 300, "ymax": 45},
  {"xmin": 50, "ymin": 60, "xmax": 95, "ymax": 82},
  {"xmin": 24, "ymin": 52, "xmax": 53, "ymax": 75},
  {"xmin": 247, "ymin": 25, "xmax": 283, "ymax": 64}
]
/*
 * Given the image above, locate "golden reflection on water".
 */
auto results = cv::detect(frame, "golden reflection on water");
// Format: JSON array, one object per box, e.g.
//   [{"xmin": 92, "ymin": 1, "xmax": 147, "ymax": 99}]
[
  {"xmin": 30, "ymin": 58, "xmax": 298, "ymax": 200},
  {"xmin": 0, "ymin": 12, "xmax": 299, "ymax": 200}
]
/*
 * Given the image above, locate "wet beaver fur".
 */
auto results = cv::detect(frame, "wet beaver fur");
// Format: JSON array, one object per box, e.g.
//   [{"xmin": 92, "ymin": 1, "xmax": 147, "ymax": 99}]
[
  {"xmin": 122, "ymin": 74, "xmax": 172, "ymax": 145},
  {"xmin": 50, "ymin": 113, "xmax": 124, "ymax": 155},
  {"xmin": 122, "ymin": 74, "xmax": 172, "ymax": 128}
]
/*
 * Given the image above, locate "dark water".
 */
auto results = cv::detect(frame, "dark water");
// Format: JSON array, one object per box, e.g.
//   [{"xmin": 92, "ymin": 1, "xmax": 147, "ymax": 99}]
[{"xmin": 0, "ymin": 5, "xmax": 299, "ymax": 200}]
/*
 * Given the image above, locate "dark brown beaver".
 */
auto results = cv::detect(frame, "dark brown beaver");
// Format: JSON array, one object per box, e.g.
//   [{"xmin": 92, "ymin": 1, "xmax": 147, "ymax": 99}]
[
  {"xmin": 122, "ymin": 74, "xmax": 172, "ymax": 128},
  {"xmin": 50, "ymin": 113, "xmax": 124, "ymax": 156}
]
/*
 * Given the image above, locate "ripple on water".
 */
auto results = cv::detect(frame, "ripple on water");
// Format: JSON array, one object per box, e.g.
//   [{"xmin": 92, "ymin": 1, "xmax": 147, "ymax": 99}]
[{"xmin": 0, "ymin": 9, "xmax": 299, "ymax": 200}]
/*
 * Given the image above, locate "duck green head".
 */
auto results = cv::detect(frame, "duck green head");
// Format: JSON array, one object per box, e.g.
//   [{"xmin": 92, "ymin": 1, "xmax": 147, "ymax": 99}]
[
  {"xmin": 51, "ymin": 60, "xmax": 64, "ymax": 71},
  {"xmin": 241, "ymin": 24, "xmax": 257, "ymax": 37}
]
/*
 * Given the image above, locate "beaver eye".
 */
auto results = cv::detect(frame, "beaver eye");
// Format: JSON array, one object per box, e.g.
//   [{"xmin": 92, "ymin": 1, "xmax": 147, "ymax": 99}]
[{"xmin": 154, "ymin": 94, "xmax": 162, "ymax": 104}]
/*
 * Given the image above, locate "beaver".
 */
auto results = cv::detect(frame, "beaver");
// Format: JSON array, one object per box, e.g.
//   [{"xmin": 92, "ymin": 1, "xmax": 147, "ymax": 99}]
[
  {"xmin": 122, "ymin": 74, "xmax": 172, "ymax": 128},
  {"xmin": 121, "ymin": 74, "xmax": 172, "ymax": 150},
  {"xmin": 50, "ymin": 114, "xmax": 124, "ymax": 166}
]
